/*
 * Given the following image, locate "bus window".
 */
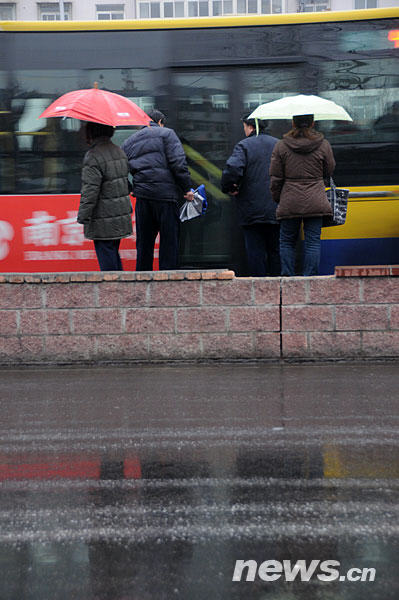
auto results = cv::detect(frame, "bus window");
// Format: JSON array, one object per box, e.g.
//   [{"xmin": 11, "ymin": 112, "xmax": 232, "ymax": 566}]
[
  {"xmin": 5, "ymin": 70, "xmax": 85, "ymax": 194},
  {"xmin": 3, "ymin": 68, "xmax": 155, "ymax": 194},
  {"xmin": 174, "ymin": 70, "xmax": 230, "ymax": 166},
  {"xmin": 0, "ymin": 69, "xmax": 16, "ymax": 193},
  {"xmin": 84, "ymin": 68, "xmax": 155, "ymax": 147},
  {"xmin": 317, "ymin": 57, "xmax": 399, "ymax": 186},
  {"xmin": 240, "ymin": 64, "xmax": 306, "ymax": 139},
  {"xmin": 373, "ymin": 100, "xmax": 399, "ymax": 141}
]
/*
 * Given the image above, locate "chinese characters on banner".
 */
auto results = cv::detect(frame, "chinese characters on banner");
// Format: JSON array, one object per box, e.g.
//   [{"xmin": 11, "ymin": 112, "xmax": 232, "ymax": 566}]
[{"xmin": 0, "ymin": 195, "xmax": 159, "ymax": 272}]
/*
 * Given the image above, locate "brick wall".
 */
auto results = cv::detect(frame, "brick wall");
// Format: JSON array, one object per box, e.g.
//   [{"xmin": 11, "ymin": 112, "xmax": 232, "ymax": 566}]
[
  {"xmin": 0, "ymin": 269, "xmax": 398, "ymax": 364},
  {"xmin": 282, "ymin": 275, "xmax": 399, "ymax": 358}
]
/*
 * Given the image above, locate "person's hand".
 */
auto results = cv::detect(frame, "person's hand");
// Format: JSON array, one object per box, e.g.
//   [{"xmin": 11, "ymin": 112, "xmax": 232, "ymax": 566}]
[
  {"xmin": 228, "ymin": 184, "xmax": 239, "ymax": 196},
  {"xmin": 184, "ymin": 190, "xmax": 195, "ymax": 202}
]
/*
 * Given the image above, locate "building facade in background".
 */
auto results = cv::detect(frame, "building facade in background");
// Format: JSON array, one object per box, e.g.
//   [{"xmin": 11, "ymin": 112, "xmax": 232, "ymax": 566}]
[{"xmin": 0, "ymin": 0, "xmax": 397, "ymax": 21}]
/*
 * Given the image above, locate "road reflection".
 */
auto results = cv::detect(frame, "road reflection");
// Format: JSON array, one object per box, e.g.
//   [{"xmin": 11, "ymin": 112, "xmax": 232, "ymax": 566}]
[{"xmin": 0, "ymin": 362, "xmax": 398, "ymax": 599}]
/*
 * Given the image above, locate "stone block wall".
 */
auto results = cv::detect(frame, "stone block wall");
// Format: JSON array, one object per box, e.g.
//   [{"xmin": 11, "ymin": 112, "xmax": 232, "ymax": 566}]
[
  {"xmin": 0, "ymin": 271, "xmax": 280, "ymax": 363},
  {"xmin": 281, "ymin": 276, "xmax": 399, "ymax": 358},
  {"xmin": 0, "ymin": 269, "xmax": 398, "ymax": 364}
]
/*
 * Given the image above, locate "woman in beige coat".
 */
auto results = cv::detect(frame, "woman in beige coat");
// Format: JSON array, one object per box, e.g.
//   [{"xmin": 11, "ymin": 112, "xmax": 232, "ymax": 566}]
[{"xmin": 270, "ymin": 114, "xmax": 335, "ymax": 276}]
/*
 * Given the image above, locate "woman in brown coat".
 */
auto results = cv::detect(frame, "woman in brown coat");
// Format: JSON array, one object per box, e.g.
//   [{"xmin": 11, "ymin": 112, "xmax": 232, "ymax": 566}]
[{"xmin": 270, "ymin": 114, "xmax": 335, "ymax": 276}]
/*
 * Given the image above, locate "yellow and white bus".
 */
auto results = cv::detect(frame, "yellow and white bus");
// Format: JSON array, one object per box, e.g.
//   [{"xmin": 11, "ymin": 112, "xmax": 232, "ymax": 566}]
[{"xmin": 0, "ymin": 8, "xmax": 398, "ymax": 273}]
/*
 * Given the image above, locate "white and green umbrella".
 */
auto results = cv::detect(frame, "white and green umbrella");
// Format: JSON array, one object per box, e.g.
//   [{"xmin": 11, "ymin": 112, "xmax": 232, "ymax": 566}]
[{"xmin": 248, "ymin": 94, "xmax": 352, "ymax": 122}]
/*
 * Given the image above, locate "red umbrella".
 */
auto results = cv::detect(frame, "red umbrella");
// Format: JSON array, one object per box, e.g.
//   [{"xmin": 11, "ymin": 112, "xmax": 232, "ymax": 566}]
[{"xmin": 39, "ymin": 84, "xmax": 151, "ymax": 127}]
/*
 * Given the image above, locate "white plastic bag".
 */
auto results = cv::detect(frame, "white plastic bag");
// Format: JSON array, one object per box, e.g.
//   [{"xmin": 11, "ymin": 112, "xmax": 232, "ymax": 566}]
[{"xmin": 179, "ymin": 186, "xmax": 207, "ymax": 222}]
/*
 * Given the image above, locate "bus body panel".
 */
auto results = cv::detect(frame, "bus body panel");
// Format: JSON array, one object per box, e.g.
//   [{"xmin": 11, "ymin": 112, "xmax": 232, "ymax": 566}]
[{"xmin": 0, "ymin": 9, "xmax": 398, "ymax": 274}]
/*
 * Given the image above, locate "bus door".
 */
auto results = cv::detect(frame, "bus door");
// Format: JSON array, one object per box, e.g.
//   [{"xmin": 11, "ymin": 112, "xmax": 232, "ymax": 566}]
[{"xmin": 171, "ymin": 62, "xmax": 306, "ymax": 275}]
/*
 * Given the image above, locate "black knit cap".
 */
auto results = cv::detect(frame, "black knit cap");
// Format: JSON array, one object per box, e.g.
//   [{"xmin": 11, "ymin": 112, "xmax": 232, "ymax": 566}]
[
  {"xmin": 148, "ymin": 109, "xmax": 166, "ymax": 124},
  {"xmin": 86, "ymin": 122, "xmax": 114, "ymax": 139},
  {"xmin": 241, "ymin": 114, "xmax": 266, "ymax": 131},
  {"xmin": 293, "ymin": 114, "xmax": 314, "ymax": 128}
]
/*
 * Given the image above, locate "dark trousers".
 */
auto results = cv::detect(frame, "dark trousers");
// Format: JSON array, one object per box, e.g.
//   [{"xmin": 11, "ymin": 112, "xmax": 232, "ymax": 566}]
[
  {"xmin": 280, "ymin": 217, "xmax": 322, "ymax": 276},
  {"xmin": 135, "ymin": 198, "xmax": 179, "ymax": 271},
  {"xmin": 93, "ymin": 239, "xmax": 122, "ymax": 271},
  {"xmin": 242, "ymin": 223, "xmax": 281, "ymax": 276}
]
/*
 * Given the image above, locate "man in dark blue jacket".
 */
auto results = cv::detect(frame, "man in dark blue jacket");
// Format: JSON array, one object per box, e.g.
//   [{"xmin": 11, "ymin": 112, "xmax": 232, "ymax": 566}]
[
  {"xmin": 122, "ymin": 110, "xmax": 194, "ymax": 271},
  {"xmin": 221, "ymin": 116, "xmax": 280, "ymax": 276}
]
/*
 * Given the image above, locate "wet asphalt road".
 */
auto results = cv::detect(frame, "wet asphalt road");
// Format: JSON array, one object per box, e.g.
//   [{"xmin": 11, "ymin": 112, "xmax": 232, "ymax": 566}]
[{"xmin": 0, "ymin": 362, "xmax": 398, "ymax": 600}]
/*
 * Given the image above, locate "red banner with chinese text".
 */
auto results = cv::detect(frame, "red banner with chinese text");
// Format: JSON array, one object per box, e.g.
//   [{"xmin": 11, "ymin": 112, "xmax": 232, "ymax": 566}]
[{"xmin": 0, "ymin": 194, "xmax": 159, "ymax": 272}]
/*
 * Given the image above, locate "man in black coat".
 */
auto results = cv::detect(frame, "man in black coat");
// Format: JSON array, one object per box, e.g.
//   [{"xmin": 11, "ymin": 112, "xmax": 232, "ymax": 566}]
[
  {"xmin": 221, "ymin": 116, "xmax": 280, "ymax": 276},
  {"xmin": 122, "ymin": 110, "xmax": 194, "ymax": 271}
]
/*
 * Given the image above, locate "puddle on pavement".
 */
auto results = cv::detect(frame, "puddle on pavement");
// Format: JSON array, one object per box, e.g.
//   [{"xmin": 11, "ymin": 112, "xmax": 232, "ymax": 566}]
[{"xmin": 0, "ymin": 362, "xmax": 398, "ymax": 599}]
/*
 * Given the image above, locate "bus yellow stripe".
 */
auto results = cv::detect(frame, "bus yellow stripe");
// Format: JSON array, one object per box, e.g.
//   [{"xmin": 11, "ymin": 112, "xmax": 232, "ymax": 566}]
[
  {"xmin": 188, "ymin": 166, "xmax": 227, "ymax": 200},
  {"xmin": 183, "ymin": 144, "xmax": 222, "ymax": 179},
  {"xmin": 1, "ymin": 8, "xmax": 398, "ymax": 32},
  {"xmin": 321, "ymin": 185, "xmax": 399, "ymax": 240}
]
